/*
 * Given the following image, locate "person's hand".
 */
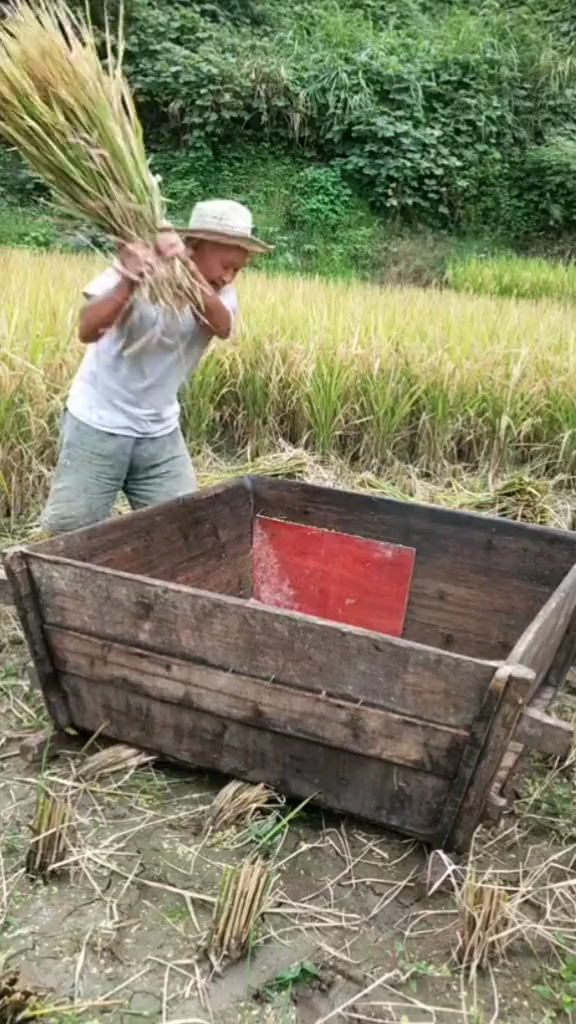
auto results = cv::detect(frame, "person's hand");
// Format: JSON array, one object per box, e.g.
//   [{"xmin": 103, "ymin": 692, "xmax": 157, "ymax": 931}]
[
  {"xmin": 155, "ymin": 226, "xmax": 187, "ymax": 261},
  {"xmin": 117, "ymin": 240, "xmax": 155, "ymax": 283}
]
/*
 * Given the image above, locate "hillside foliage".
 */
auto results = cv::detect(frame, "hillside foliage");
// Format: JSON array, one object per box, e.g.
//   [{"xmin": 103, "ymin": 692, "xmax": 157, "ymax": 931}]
[{"xmin": 2, "ymin": 0, "xmax": 576, "ymax": 270}]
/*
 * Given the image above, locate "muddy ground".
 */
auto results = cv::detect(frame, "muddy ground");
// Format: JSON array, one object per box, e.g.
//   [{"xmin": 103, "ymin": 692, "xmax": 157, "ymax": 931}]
[{"xmin": 1, "ymin": 601, "xmax": 576, "ymax": 1024}]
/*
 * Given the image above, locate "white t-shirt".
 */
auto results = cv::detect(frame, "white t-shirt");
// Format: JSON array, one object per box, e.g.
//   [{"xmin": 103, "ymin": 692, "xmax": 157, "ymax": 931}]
[{"xmin": 66, "ymin": 267, "xmax": 238, "ymax": 437}]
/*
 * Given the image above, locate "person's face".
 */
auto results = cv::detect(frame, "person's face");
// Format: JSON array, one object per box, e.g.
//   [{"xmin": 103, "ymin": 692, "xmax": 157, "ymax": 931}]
[{"xmin": 188, "ymin": 240, "xmax": 250, "ymax": 290}]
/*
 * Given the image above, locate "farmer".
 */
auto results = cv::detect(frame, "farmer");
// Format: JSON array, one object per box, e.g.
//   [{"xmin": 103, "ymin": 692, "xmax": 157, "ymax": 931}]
[{"xmin": 41, "ymin": 200, "xmax": 270, "ymax": 534}]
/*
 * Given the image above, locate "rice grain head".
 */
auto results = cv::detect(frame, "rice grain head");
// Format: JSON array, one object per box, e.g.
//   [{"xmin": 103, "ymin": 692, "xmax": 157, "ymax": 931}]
[{"xmin": 0, "ymin": 0, "xmax": 202, "ymax": 313}]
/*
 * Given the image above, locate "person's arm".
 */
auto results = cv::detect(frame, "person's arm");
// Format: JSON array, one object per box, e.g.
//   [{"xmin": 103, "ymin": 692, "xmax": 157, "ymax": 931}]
[
  {"xmin": 78, "ymin": 241, "xmax": 155, "ymax": 344},
  {"xmin": 78, "ymin": 276, "xmax": 136, "ymax": 344},
  {"xmin": 186, "ymin": 259, "xmax": 233, "ymax": 339},
  {"xmin": 155, "ymin": 228, "xmax": 233, "ymax": 339}
]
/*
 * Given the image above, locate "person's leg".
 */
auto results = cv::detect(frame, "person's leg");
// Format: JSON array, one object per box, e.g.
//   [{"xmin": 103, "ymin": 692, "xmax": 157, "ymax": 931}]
[
  {"xmin": 41, "ymin": 412, "xmax": 132, "ymax": 534},
  {"xmin": 123, "ymin": 428, "xmax": 197, "ymax": 510}
]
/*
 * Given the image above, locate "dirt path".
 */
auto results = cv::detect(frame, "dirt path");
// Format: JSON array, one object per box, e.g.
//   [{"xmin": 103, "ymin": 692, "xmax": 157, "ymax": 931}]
[{"xmin": 1, "ymin": 603, "xmax": 575, "ymax": 1024}]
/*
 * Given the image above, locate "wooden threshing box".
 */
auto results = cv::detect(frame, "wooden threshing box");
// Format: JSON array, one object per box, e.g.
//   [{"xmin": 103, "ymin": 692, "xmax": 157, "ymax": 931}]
[{"xmin": 4, "ymin": 477, "xmax": 576, "ymax": 852}]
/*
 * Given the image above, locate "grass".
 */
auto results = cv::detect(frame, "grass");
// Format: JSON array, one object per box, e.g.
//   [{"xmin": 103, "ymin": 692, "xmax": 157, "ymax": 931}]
[
  {"xmin": 448, "ymin": 253, "xmax": 576, "ymax": 303},
  {"xmin": 3, "ymin": 246, "xmax": 576, "ymax": 519},
  {"xmin": 534, "ymin": 956, "xmax": 576, "ymax": 1016}
]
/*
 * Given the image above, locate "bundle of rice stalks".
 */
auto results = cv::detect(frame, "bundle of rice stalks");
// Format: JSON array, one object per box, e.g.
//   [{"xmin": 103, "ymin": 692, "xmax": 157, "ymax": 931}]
[
  {"xmin": 0, "ymin": 971, "xmax": 39, "ymax": 1024},
  {"xmin": 207, "ymin": 780, "xmax": 277, "ymax": 834},
  {"xmin": 25, "ymin": 789, "xmax": 71, "ymax": 879},
  {"xmin": 77, "ymin": 742, "xmax": 154, "ymax": 781},
  {"xmin": 0, "ymin": 0, "xmax": 201, "ymax": 313},
  {"xmin": 456, "ymin": 871, "xmax": 510, "ymax": 973},
  {"xmin": 199, "ymin": 449, "xmax": 312, "ymax": 489},
  {"xmin": 209, "ymin": 857, "xmax": 273, "ymax": 966},
  {"xmin": 452, "ymin": 841, "xmax": 576, "ymax": 981},
  {"xmin": 452, "ymin": 473, "xmax": 555, "ymax": 525}
]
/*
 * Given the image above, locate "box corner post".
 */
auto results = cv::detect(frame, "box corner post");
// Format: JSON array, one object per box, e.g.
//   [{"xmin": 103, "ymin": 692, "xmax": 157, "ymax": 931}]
[{"xmin": 3, "ymin": 547, "xmax": 71, "ymax": 729}]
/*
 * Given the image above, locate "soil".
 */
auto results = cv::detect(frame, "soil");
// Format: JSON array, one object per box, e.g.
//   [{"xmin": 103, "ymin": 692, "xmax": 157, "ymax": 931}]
[{"xmin": 0, "ymin": 601, "xmax": 573, "ymax": 1024}]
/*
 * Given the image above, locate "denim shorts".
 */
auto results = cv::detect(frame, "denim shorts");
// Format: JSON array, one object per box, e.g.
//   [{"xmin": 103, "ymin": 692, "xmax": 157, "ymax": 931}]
[{"xmin": 41, "ymin": 411, "xmax": 197, "ymax": 535}]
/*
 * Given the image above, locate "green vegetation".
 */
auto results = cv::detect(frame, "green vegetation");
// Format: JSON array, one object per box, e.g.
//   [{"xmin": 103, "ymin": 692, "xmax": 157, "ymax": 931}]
[
  {"xmin": 448, "ymin": 254, "xmax": 576, "ymax": 302},
  {"xmin": 535, "ymin": 957, "xmax": 576, "ymax": 1016},
  {"xmin": 2, "ymin": 0, "xmax": 576, "ymax": 281}
]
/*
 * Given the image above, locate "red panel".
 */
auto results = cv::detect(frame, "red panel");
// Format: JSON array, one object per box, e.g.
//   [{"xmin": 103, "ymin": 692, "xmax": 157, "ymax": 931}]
[{"xmin": 252, "ymin": 516, "xmax": 415, "ymax": 637}]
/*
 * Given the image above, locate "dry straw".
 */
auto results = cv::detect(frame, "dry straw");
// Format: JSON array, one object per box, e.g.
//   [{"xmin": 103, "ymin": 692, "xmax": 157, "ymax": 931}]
[
  {"xmin": 207, "ymin": 780, "xmax": 276, "ymax": 834},
  {"xmin": 25, "ymin": 788, "xmax": 71, "ymax": 879},
  {"xmin": 0, "ymin": 0, "xmax": 201, "ymax": 312},
  {"xmin": 209, "ymin": 856, "xmax": 273, "ymax": 966},
  {"xmin": 77, "ymin": 742, "xmax": 154, "ymax": 781}
]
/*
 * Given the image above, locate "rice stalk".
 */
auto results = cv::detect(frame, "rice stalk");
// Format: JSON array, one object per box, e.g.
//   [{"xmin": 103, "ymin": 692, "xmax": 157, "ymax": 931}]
[
  {"xmin": 5, "ymin": 250, "xmax": 576, "ymax": 514},
  {"xmin": 448, "ymin": 473, "xmax": 556, "ymax": 524},
  {"xmin": 77, "ymin": 743, "xmax": 154, "ymax": 781},
  {"xmin": 208, "ymin": 856, "xmax": 273, "ymax": 965},
  {"xmin": 452, "ymin": 837, "xmax": 576, "ymax": 980},
  {"xmin": 455, "ymin": 870, "xmax": 510, "ymax": 973},
  {"xmin": 25, "ymin": 788, "xmax": 71, "ymax": 879},
  {"xmin": 0, "ymin": 1, "xmax": 202, "ymax": 313},
  {"xmin": 207, "ymin": 780, "xmax": 277, "ymax": 834}
]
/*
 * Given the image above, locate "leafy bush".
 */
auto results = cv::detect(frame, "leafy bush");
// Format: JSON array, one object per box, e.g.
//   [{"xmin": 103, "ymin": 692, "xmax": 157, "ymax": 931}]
[
  {"xmin": 116, "ymin": 0, "xmax": 576, "ymax": 235},
  {"xmin": 288, "ymin": 165, "xmax": 354, "ymax": 231},
  {"xmin": 522, "ymin": 137, "xmax": 576, "ymax": 232},
  {"xmin": 0, "ymin": 206, "xmax": 58, "ymax": 250},
  {"xmin": 5, "ymin": 0, "xmax": 576, "ymax": 245}
]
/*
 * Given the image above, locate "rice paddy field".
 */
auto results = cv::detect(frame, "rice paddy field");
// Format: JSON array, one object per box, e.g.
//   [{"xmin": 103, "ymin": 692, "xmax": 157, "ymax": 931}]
[
  {"xmin": 2, "ymin": 245, "xmax": 576, "ymax": 1023},
  {"xmin": 2, "ymin": 246, "xmax": 576, "ymax": 524}
]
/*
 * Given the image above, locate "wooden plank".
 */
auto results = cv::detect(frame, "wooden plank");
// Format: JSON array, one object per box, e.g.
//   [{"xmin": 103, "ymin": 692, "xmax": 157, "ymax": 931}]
[
  {"xmin": 33, "ymin": 480, "xmax": 253, "ymax": 597},
  {"xmin": 439, "ymin": 663, "xmax": 535, "ymax": 852},
  {"xmin": 486, "ymin": 682, "xmax": 564, "ymax": 821},
  {"xmin": 487, "ymin": 611, "xmax": 576, "ymax": 817},
  {"xmin": 252, "ymin": 477, "xmax": 576, "ymax": 659},
  {"xmin": 58, "ymin": 671, "xmax": 451, "ymax": 841},
  {"xmin": 28, "ymin": 555, "xmax": 497, "ymax": 730},
  {"xmin": 0, "ymin": 568, "xmax": 12, "ymax": 606},
  {"xmin": 47, "ymin": 627, "xmax": 468, "ymax": 777},
  {"xmin": 489, "ymin": 740, "xmax": 524, "ymax": 806},
  {"xmin": 510, "ymin": 563, "xmax": 576, "ymax": 695},
  {"xmin": 253, "ymin": 516, "xmax": 415, "ymax": 637},
  {"xmin": 515, "ymin": 707, "xmax": 573, "ymax": 757},
  {"xmin": 2, "ymin": 548, "xmax": 70, "ymax": 728}
]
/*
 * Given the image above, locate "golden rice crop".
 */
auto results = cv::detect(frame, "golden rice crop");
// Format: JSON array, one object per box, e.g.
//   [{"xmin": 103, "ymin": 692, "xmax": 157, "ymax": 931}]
[
  {"xmin": 0, "ymin": 1, "xmax": 200, "ymax": 311},
  {"xmin": 2, "ymin": 247, "xmax": 576, "ymax": 516}
]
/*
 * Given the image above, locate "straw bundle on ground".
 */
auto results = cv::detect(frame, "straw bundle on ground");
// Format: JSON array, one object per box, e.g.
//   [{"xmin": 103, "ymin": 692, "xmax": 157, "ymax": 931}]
[
  {"xmin": 77, "ymin": 743, "xmax": 154, "ymax": 781},
  {"xmin": 0, "ymin": 0, "xmax": 201, "ymax": 312},
  {"xmin": 25, "ymin": 789, "xmax": 71, "ymax": 879},
  {"xmin": 207, "ymin": 780, "xmax": 277, "ymax": 834},
  {"xmin": 209, "ymin": 857, "xmax": 273, "ymax": 966}
]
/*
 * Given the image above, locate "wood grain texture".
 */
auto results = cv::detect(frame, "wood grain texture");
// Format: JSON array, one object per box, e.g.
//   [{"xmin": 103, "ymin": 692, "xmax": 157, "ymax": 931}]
[
  {"xmin": 251, "ymin": 477, "xmax": 576, "ymax": 659},
  {"xmin": 488, "ymin": 610, "xmax": 576, "ymax": 814},
  {"xmin": 2, "ymin": 549, "xmax": 70, "ymax": 727},
  {"xmin": 34, "ymin": 480, "xmax": 253, "ymax": 597},
  {"xmin": 29, "ymin": 554, "xmax": 496, "ymax": 730},
  {"xmin": 510, "ymin": 563, "xmax": 576, "ymax": 694},
  {"xmin": 58, "ymin": 671, "xmax": 451, "ymax": 841},
  {"xmin": 515, "ymin": 707, "xmax": 573, "ymax": 757},
  {"xmin": 543, "ymin": 607, "xmax": 576, "ymax": 690},
  {"xmin": 439, "ymin": 663, "xmax": 534, "ymax": 852},
  {"xmin": 47, "ymin": 627, "xmax": 468, "ymax": 777}
]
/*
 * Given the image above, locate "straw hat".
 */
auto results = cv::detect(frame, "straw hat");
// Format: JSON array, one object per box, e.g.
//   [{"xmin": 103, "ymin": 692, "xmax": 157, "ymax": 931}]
[{"xmin": 177, "ymin": 199, "xmax": 272, "ymax": 254}]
